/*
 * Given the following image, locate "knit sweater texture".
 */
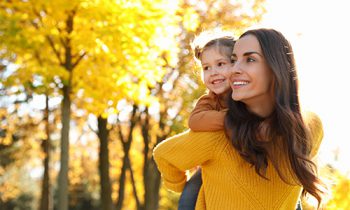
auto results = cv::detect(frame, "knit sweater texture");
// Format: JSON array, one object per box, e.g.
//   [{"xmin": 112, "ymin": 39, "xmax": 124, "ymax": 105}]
[{"xmin": 153, "ymin": 112, "xmax": 323, "ymax": 210}]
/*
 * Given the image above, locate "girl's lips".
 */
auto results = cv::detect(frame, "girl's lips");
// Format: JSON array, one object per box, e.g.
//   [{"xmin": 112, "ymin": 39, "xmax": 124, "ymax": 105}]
[{"xmin": 212, "ymin": 79, "xmax": 225, "ymax": 84}]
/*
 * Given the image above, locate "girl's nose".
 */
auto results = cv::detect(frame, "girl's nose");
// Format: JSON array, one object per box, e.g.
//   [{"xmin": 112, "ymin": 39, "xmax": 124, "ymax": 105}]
[{"xmin": 211, "ymin": 66, "xmax": 220, "ymax": 75}]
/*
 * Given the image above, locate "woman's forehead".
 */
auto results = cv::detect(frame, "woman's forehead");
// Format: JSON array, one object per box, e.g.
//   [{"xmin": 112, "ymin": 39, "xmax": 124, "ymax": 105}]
[{"xmin": 233, "ymin": 35, "xmax": 261, "ymax": 54}]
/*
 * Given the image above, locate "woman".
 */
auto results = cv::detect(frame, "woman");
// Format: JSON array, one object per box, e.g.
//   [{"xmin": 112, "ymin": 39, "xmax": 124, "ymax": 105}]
[{"xmin": 153, "ymin": 28, "xmax": 325, "ymax": 210}]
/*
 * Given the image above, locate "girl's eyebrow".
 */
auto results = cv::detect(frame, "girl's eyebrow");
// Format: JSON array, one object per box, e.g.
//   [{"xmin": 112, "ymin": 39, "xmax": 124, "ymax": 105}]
[
  {"xmin": 216, "ymin": 58, "xmax": 230, "ymax": 61},
  {"xmin": 202, "ymin": 58, "xmax": 229, "ymax": 65}
]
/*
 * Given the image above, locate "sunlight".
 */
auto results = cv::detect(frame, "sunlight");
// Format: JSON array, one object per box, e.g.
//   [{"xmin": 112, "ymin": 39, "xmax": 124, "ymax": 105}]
[{"xmin": 255, "ymin": 0, "xmax": 350, "ymax": 173}]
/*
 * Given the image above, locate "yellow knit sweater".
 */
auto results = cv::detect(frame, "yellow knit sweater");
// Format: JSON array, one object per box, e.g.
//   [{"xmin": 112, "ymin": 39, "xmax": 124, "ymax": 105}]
[{"xmin": 153, "ymin": 112, "xmax": 323, "ymax": 210}]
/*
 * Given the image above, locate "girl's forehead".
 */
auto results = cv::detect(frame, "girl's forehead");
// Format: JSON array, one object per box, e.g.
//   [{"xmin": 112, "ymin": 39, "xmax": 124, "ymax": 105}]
[
  {"xmin": 201, "ymin": 45, "xmax": 231, "ymax": 59},
  {"xmin": 201, "ymin": 48, "xmax": 226, "ymax": 59},
  {"xmin": 213, "ymin": 44, "xmax": 233, "ymax": 54}
]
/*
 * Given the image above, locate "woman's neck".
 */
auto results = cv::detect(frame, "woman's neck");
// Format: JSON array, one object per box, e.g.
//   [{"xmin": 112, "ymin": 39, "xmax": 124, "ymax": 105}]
[{"xmin": 245, "ymin": 97, "xmax": 275, "ymax": 118}]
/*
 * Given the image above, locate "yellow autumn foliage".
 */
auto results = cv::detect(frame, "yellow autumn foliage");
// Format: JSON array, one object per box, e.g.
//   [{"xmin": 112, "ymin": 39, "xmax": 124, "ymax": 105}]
[{"xmin": 0, "ymin": 0, "xmax": 180, "ymax": 117}]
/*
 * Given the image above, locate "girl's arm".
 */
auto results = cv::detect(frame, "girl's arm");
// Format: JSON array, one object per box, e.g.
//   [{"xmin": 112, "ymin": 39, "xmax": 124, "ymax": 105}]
[
  {"xmin": 153, "ymin": 130, "xmax": 226, "ymax": 192},
  {"xmin": 188, "ymin": 92, "xmax": 227, "ymax": 132}
]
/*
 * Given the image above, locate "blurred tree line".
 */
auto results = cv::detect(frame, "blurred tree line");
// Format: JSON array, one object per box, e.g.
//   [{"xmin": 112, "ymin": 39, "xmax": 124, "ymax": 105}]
[{"xmin": 1, "ymin": 0, "xmax": 348, "ymax": 210}]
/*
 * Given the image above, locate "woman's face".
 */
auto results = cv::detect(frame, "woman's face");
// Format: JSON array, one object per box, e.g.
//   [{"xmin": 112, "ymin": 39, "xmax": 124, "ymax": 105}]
[{"xmin": 226, "ymin": 34, "xmax": 275, "ymax": 106}]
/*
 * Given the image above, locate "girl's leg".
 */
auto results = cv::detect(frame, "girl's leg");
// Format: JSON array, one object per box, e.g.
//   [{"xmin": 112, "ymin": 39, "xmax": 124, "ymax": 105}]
[
  {"xmin": 296, "ymin": 199, "xmax": 303, "ymax": 210},
  {"xmin": 178, "ymin": 169, "xmax": 202, "ymax": 210}
]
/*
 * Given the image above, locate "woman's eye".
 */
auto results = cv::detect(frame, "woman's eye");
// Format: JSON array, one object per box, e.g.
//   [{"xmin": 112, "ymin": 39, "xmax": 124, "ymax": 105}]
[{"xmin": 247, "ymin": 57, "xmax": 255, "ymax": 62}]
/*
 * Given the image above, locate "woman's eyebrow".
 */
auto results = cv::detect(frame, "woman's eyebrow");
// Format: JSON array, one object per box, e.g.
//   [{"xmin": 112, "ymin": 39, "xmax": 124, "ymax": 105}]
[
  {"xmin": 243, "ymin": 51, "xmax": 262, "ymax": 57},
  {"xmin": 232, "ymin": 51, "xmax": 263, "ymax": 57}
]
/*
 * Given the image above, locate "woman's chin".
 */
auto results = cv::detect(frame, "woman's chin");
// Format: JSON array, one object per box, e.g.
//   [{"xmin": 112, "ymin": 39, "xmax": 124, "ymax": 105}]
[{"xmin": 231, "ymin": 93, "xmax": 243, "ymax": 102}]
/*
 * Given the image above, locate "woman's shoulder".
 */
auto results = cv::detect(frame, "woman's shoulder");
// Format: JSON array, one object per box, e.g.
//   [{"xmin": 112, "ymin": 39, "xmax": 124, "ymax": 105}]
[
  {"xmin": 162, "ymin": 130, "xmax": 228, "ymax": 146},
  {"xmin": 302, "ymin": 111, "xmax": 322, "ymax": 125},
  {"xmin": 302, "ymin": 111, "xmax": 323, "ymax": 136},
  {"xmin": 185, "ymin": 130, "xmax": 230, "ymax": 157},
  {"xmin": 187, "ymin": 130, "xmax": 227, "ymax": 138},
  {"xmin": 186, "ymin": 130, "xmax": 229, "ymax": 147},
  {"xmin": 153, "ymin": 130, "xmax": 229, "ymax": 162},
  {"xmin": 302, "ymin": 111, "xmax": 324, "ymax": 158}
]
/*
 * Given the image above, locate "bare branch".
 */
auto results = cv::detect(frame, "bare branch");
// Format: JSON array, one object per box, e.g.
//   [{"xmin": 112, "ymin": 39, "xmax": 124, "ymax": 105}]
[
  {"xmin": 116, "ymin": 114, "xmax": 125, "ymax": 145},
  {"xmin": 72, "ymin": 51, "xmax": 87, "ymax": 69},
  {"xmin": 46, "ymin": 36, "xmax": 64, "ymax": 65},
  {"xmin": 87, "ymin": 122, "xmax": 97, "ymax": 134}
]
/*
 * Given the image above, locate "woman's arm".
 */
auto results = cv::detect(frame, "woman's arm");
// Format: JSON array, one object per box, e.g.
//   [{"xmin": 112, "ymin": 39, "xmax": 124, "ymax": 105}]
[{"xmin": 153, "ymin": 130, "xmax": 226, "ymax": 192}]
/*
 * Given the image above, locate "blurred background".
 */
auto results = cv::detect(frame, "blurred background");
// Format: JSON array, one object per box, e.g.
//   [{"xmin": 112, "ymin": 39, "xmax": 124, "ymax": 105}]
[{"xmin": 0, "ymin": 0, "xmax": 349, "ymax": 210}]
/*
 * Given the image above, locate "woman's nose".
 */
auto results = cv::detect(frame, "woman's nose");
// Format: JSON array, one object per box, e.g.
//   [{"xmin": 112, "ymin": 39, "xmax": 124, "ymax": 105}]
[
  {"xmin": 231, "ymin": 62, "xmax": 242, "ymax": 75},
  {"xmin": 223, "ymin": 63, "xmax": 240, "ymax": 79}
]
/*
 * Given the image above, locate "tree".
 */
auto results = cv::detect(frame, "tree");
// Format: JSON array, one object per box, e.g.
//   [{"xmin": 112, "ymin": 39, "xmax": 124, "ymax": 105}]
[{"xmin": 1, "ymin": 1, "xmax": 179, "ymax": 209}]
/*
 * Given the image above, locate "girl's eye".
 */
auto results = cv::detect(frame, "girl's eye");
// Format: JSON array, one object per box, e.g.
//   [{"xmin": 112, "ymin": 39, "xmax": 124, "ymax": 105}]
[
  {"xmin": 218, "ymin": 62, "xmax": 226, "ymax": 67},
  {"xmin": 203, "ymin": 66, "xmax": 209, "ymax": 71}
]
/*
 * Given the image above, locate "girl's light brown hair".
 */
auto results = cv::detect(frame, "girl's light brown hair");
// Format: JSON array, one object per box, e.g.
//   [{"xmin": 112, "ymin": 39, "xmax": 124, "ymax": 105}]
[{"xmin": 191, "ymin": 30, "xmax": 235, "ymax": 65}]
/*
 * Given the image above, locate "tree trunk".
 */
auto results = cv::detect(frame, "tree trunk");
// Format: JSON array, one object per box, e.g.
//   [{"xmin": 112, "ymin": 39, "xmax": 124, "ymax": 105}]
[
  {"xmin": 57, "ymin": 11, "xmax": 74, "ymax": 210},
  {"xmin": 116, "ymin": 105, "xmax": 138, "ymax": 210},
  {"xmin": 40, "ymin": 94, "xmax": 52, "ymax": 210},
  {"xmin": 116, "ymin": 154, "xmax": 128, "ymax": 210},
  {"xmin": 97, "ymin": 116, "xmax": 113, "ymax": 210},
  {"xmin": 143, "ymin": 159, "xmax": 161, "ymax": 210},
  {"xmin": 57, "ymin": 85, "xmax": 71, "ymax": 210},
  {"xmin": 141, "ymin": 108, "xmax": 162, "ymax": 210}
]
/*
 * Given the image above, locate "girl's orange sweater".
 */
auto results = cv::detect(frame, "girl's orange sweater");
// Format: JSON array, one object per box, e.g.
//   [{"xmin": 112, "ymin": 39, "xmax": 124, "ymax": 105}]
[
  {"xmin": 153, "ymin": 112, "xmax": 323, "ymax": 210},
  {"xmin": 188, "ymin": 91, "xmax": 228, "ymax": 131}
]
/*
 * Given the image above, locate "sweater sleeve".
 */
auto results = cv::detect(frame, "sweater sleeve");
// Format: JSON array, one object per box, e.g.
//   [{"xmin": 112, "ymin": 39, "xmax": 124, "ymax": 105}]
[
  {"xmin": 304, "ymin": 112, "xmax": 324, "ymax": 159},
  {"xmin": 153, "ymin": 130, "xmax": 226, "ymax": 192},
  {"xmin": 188, "ymin": 93, "xmax": 227, "ymax": 132}
]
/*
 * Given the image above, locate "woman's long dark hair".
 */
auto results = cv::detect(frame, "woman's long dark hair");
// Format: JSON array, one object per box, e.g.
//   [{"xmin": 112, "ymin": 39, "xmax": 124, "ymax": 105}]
[{"xmin": 224, "ymin": 29, "xmax": 325, "ymax": 207}]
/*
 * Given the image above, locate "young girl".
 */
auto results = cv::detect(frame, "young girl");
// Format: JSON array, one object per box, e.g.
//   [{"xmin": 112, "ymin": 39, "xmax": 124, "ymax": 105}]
[
  {"xmin": 153, "ymin": 28, "xmax": 325, "ymax": 209},
  {"xmin": 178, "ymin": 31, "xmax": 235, "ymax": 210}
]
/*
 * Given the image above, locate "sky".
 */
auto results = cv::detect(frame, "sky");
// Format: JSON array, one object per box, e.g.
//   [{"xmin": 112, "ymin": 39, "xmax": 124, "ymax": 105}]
[{"xmin": 252, "ymin": 0, "xmax": 350, "ymax": 173}]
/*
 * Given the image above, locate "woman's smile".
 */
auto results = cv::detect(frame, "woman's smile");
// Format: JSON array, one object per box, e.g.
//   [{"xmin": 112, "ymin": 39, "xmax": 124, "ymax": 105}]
[{"xmin": 231, "ymin": 80, "xmax": 250, "ymax": 89}]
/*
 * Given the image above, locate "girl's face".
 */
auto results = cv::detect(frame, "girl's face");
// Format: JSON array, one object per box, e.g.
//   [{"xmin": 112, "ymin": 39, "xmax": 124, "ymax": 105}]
[
  {"xmin": 226, "ymin": 35, "xmax": 275, "ymax": 107},
  {"xmin": 200, "ymin": 47, "xmax": 231, "ymax": 95}
]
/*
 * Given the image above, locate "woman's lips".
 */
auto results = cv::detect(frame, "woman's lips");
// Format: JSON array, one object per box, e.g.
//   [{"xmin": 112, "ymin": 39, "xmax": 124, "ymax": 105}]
[{"xmin": 232, "ymin": 80, "xmax": 249, "ymax": 89}]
